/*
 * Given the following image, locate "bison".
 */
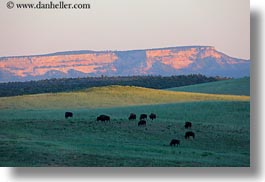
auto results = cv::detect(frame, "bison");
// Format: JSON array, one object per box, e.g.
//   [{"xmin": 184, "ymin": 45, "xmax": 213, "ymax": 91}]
[
  {"xmin": 149, "ymin": 113, "xmax": 156, "ymax": 120},
  {"xmin": 138, "ymin": 120, "xmax": 146, "ymax": 126},
  {"xmin": 170, "ymin": 139, "xmax": 180, "ymax": 146},
  {"xmin": 128, "ymin": 113, "xmax": 136, "ymax": 120},
  {"xmin": 185, "ymin": 121, "xmax": 192, "ymax": 129},
  {"xmin": 185, "ymin": 131, "xmax": 195, "ymax": 139},
  {"xmin": 140, "ymin": 114, "xmax": 147, "ymax": 120},
  {"xmin": 97, "ymin": 115, "xmax": 110, "ymax": 122},
  {"xmin": 65, "ymin": 112, "xmax": 73, "ymax": 119}
]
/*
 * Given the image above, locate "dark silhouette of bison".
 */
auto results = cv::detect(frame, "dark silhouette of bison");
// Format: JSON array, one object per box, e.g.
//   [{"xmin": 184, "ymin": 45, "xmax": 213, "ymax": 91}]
[
  {"xmin": 65, "ymin": 112, "xmax": 73, "ymax": 119},
  {"xmin": 97, "ymin": 115, "xmax": 110, "ymax": 122},
  {"xmin": 138, "ymin": 120, "xmax": 146, "ymax": 126},
  {"xmin": 128, "ymin": 113, "xmax": 136, "ymax": 120},
  {"xmin": 185, "ymin": 131, "xmax": 195, "ymax": 139},
  {"xmin": 140, "ymin": 114, "xmax": 147, "ymax": 120},
  {"xmin": 185, "ymin": 121, "xmax": 192, "ymax": 129},
  {"xmin": 170, "ymin": 139, "xmax": 180, "ymax": 146},
  {"xmin": 149, "ymin": 113, "xmax": 156, "ymax": 120}
]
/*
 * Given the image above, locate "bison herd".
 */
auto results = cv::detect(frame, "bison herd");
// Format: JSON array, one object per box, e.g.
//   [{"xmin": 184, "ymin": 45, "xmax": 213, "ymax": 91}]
[
  {"xmin": 170, "ymin": 122, "xmax": 195, "ymax": 147},
  {"xmin": 65, "ymin": 111, "xmax": 195, "ymax": 147}
]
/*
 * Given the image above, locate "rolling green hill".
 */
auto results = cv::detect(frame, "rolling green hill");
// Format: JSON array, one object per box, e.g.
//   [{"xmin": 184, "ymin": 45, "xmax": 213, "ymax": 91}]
[
  {"xmin": 167, "ymin": 77, "xmax": 250, "ymax": 96},
  {"xmin": 0, "ymin": 84, "xmax": 250, "ymax": 166},
  {"xmin": 0, "ymin": 85, "xmax": 249, "ymax": 109}
]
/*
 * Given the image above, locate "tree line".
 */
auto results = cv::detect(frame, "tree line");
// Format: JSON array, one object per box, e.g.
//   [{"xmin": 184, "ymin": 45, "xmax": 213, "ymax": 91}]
[{"xmin": 0, "ymin": 74, "xmax": 229, "ymax": 97}]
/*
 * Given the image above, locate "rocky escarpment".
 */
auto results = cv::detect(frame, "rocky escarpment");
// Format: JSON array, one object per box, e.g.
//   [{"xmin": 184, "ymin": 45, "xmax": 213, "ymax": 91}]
[{"xmin": 0, "ymin": 46, "xmax": 250, "ymax": 82}]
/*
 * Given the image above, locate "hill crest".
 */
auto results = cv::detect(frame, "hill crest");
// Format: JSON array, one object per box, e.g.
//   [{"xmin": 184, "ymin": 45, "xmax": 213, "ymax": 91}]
[{"xmin": 0, "ymin": 85, "xmax": 250, "ymax": 109}]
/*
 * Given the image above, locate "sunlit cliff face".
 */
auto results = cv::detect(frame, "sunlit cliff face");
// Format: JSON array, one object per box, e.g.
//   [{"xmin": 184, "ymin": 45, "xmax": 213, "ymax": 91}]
[
  {"xmin": 145, "ymin": 48, "xmax": 197, "ymax": 72},
  {"xmin": 198, "ymin": 46, "xmax": 247, "ymax": 65},
  {"xmin": 0, "ymin": 53, "xmax": 118, "ymax": 77},
  {"xmin": 200, "ymin": 46, "xmax": 222, "ymax": 59},
  {"xmin": 0, "ymin": 46, "xmax": 249, "ymax": 79}
]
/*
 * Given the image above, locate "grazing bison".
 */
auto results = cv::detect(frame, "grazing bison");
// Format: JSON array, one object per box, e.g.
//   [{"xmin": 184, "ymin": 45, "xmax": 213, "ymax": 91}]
[
  {"xmin": 185, "ymin": 131, "xmax": 195, "ymax": 139},
  {"xmin": 149, "ymin": 113, "xmax": 157, "ymax": 120},
  {"xmin": 170, "ymin": 139, "xmax": 180, "ymax": 146},
  {"xmin": 185, "ymin": 121, "xmax": 192, "ymax": 129},
  {"xmin": 138, "ymin": 120, "xmax": 146, "ymax": 126},
  {"xmin": 128, "ymin": 113, "xmax": 136, "ymax": 120},
  {"xmin": 97, "ymin": 115, "xmax": 110, "ymax": 122},
  {"xmin": 65, "ymin": 112, "xmax": 73, "ymax": 119},
  {"xmin": 140, "ymin": 114, "xmax": 147, "ymax": 120}
]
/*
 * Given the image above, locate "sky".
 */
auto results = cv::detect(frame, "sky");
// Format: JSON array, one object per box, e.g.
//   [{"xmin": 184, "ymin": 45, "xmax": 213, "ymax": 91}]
[{"xmin": 0, "ymin": 0, "xmax": 249, "ymax": 59}]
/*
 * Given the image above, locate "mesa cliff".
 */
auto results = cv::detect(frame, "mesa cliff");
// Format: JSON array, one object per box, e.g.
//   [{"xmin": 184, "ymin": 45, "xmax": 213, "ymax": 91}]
[{"xmin": 0, "ymin": 46, "xmax": 250, "ymax": 82}]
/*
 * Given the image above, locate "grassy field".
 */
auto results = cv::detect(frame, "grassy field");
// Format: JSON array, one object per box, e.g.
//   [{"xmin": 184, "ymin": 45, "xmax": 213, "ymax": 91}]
[
  {"xmin": 0, "ymin": 101, "xmax": 249, "ymax": 167},
  {"xmin": 0, "ymin": 85, "xmax": 249, "ymax": 109},
  {"xmin": 0, "ymin": 84, "xmax": 250, "ymax": 167},
  {"xmin": 167, "ymin": 77, "xmax": 250, "ymax": 96}
]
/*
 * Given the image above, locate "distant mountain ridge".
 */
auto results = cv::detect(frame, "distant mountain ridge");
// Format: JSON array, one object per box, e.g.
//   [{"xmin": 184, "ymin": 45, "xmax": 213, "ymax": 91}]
[{"xmin": 0, "ymin": 46, "xmax": 250, "ymax": 82}]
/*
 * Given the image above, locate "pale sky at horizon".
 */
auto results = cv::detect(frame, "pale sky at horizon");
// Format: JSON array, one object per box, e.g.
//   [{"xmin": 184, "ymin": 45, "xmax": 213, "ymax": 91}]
[{"xmin": 0, "ymin": 0, "xmax": 249, "ymax": 59}]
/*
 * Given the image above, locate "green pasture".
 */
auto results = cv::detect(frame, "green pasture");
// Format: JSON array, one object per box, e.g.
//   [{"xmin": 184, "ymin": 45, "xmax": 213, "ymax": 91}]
[{"xmin": 0, "ymin": 101, "xmax": 250, "ymax": 167}]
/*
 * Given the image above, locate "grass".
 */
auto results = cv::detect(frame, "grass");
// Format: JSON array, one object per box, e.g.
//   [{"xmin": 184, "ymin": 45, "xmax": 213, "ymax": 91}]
[
  {"xmin": 167, "ymin": 77, "xmax": 250, "ymax": 96},
  {"xmin": 0, "ymin": 81, "xmax": 250, "ymax": 167},
  {"xmin": 0, "ymin": 85, "xmax": 249, "ymax": 109},
  {"xmin": 0, "ymin": 101, "xmax": 250, "ymax": 167}
]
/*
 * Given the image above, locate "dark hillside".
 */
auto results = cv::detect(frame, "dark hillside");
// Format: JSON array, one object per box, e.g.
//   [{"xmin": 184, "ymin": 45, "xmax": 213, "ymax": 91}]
[{"xmin": 0, "ymin": 74, "xmax": 227, "ymax": 97}]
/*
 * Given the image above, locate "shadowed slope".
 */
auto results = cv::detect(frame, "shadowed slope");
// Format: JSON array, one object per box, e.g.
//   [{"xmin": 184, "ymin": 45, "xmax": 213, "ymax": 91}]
[{"xmin": 167, "ymin": 77, "xmax": 250, "ymax": 96}]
